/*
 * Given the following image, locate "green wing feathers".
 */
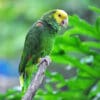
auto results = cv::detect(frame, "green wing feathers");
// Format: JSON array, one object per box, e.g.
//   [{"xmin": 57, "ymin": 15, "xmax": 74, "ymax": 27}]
[{"xmin": 19, "ymin": 20, "xmax": 58, "ymax": 89}]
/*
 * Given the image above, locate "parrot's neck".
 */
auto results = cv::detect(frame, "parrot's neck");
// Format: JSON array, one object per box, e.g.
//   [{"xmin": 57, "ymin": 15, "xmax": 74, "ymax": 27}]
[{"xmin": 41, "ymin": 17, "xmax": 60, "ymax": 33}]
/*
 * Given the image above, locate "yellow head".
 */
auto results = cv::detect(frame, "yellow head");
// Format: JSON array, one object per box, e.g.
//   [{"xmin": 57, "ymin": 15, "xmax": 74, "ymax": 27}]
[{"xmin": 53, "ymin": 9, "xmax": 68, "ymax": 27}]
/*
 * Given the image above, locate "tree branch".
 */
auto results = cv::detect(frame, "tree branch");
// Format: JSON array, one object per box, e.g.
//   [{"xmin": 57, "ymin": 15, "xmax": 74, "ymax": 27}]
[{"xmin": 22, "ymin": 57, "xmax": 50, "ymax": 100}]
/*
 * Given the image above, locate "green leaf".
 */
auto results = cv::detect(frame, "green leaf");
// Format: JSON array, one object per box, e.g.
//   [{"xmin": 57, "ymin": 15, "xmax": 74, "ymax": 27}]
[
  {"xmin": 95, "ymin": 16, "xmax": 100, "ymax": 33},
  {"xmin": 67, "ymin": 77, "xmax": 94, "ymax": 91},
  {"xmin": 82, "ymin": 41, "xmax": 100, "ymax": 49},
  {"xmin": 51, "ymin": 55, "xmax": 100, "ymax": 78},
  {"xmin": 89, "ymin": 6, "xmax": 100, "ymax": 13},
  {"xmin": 69, "ymin": 15, "xmax": 99, "ymax": 39}
]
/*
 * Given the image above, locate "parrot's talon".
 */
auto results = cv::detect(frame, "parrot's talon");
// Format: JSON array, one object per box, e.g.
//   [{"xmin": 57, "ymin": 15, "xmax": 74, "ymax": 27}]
[{"xmin": 39, "ymin": 56, "xmax": 51, "ymax": 66}]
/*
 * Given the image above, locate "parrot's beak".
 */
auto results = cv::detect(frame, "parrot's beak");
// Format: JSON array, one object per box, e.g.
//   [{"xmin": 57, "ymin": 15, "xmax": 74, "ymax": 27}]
[{"xmin": 61, "ymin": 18, "xmax": 68, "ymax": 28}]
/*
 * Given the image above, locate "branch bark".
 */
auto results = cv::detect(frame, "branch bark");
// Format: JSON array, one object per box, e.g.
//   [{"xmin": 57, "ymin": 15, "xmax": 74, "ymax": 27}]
[{"xmin": 22, "ymin": 58, "xmax": 50, "ymax": 100}]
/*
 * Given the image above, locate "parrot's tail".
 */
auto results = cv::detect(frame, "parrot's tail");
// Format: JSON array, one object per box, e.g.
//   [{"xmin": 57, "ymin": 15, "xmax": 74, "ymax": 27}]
[{"xmin": 19, "ymin": 74, "xmax": 24, "ymax": 89}]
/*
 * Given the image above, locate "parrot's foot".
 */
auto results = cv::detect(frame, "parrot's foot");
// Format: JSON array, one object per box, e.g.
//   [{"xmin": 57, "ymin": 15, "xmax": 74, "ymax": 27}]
[{"xmin": 39, "ymin": 56, "xmax": 51, "ymax": 66}]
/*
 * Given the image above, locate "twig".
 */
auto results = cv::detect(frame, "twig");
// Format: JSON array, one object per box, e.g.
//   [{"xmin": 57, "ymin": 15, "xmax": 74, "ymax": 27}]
[{"xmin": 22, "ymin": 58, "xmax": 50, "ymax": 100}]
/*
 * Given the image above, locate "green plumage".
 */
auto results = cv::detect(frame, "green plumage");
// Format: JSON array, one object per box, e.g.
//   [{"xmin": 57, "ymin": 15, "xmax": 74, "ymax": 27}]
[{"xmin": 19, "ymin": 10, "xmax": 61, "ymax": 88}]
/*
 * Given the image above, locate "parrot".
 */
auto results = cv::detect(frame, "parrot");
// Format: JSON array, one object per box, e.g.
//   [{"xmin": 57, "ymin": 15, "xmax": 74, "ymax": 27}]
[{"xmin": 19, "ymin": 9, "xmax": 68, "ymax": 89}]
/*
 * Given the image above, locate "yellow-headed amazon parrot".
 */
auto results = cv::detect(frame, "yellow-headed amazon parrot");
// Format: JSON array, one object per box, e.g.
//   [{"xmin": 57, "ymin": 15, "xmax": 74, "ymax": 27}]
[{"xmin": 19, "ymin": 9, "xmax": 68, "ymax": 89}]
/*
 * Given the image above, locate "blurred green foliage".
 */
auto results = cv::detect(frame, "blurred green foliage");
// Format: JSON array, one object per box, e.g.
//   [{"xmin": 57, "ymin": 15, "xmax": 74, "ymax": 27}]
[
  {"xmin": 50, "ymin": 7, "xmax": 100, "ymax": 100},
  {"xmin": 0, "ymin": 0, "xmax": 100, "ymax": 100}
]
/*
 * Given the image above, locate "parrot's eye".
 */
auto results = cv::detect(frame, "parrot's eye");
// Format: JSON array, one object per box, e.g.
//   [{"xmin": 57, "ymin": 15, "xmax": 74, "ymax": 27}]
[{"xmin": 58, "ymin": 14, "xmax": 61, "ymax": 17}]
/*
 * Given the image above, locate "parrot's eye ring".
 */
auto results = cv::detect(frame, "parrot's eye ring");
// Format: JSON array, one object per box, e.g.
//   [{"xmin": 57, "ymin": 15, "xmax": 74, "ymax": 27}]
[{"xmin": 58, "ymin": 14, "xmax": 61, "ymax": 17}]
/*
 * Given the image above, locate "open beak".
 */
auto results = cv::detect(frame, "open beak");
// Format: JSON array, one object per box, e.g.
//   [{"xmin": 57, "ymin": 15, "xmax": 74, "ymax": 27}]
[{"xmin": 61, "ymin": 18, "xmax": 68, "ymax": 28}]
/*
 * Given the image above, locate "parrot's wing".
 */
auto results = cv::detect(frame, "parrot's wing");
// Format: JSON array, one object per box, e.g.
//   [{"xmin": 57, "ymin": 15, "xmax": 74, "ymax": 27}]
[{"xmin": 19, "ymin": 22, "xmax": 44, "ymax": 75}]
